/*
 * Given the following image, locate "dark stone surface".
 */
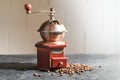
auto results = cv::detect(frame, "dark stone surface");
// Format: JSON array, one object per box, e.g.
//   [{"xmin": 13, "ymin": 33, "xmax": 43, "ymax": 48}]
[{"xmin": 0, "ymin": 54, "xmax": 120, "ymax": 80}]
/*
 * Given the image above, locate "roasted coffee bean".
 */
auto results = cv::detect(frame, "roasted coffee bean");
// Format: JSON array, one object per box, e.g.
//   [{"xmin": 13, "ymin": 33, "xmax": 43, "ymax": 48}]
[
  {"xmin": 78, "ymin": 72, "xmax": 82, "ymax": 75},
  {"xmin": 60, "ymin": 73, "xmax": 64, "ymax": 76},
  {"xmin": 33, "ymin": 73, "xmax": 41, "ymax": 77},
  {"xmin": 47, "ymin": 70, "xmax": 50, "ymax": 72},
  {"xmin": 81, "ymin": 70, "xmax": 84, "ymax": 72},
  {"xmin": 51, "ymin": 73, "xmax": 56, "ymax": 76},
  {"xmin": 99, "ymin": 65, "xmax": 102, "ymax": 68}
]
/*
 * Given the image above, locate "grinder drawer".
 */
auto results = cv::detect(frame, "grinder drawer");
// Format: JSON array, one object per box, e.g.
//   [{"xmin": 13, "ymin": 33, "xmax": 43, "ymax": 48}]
[{"xmin": 51, "ymin": 57, "xmax": 67, "ymax": 68}]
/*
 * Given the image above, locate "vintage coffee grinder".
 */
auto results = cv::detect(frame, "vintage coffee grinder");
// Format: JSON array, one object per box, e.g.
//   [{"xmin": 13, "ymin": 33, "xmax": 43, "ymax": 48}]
[{"xmin": 24, "ymin": 4, "xmax": 67, "ymax": 71}]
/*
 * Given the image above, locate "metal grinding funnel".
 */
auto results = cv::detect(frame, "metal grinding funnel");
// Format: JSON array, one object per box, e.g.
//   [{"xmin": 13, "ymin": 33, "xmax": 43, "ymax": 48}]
[{"xmin": 37, "ymin": 8, "xmax": 67, "ymax": 42}]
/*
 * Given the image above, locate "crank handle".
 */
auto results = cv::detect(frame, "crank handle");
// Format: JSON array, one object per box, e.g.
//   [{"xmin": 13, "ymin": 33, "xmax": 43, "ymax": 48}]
[{"xmin": 24, "ymin": 3, "xmax": 55, "ymax": 14}]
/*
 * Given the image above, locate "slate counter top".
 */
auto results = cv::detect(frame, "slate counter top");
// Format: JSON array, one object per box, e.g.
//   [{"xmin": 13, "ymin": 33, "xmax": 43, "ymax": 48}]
[{"xmin": 0, "ymin": 54, "xmax": 120, "ymax": 80}]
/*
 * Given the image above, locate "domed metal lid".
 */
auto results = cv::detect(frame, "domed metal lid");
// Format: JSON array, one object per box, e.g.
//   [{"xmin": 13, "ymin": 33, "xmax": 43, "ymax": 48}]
[{"xmin": 38, "ymin": 20, "xmax": 67, "ymax": 33}]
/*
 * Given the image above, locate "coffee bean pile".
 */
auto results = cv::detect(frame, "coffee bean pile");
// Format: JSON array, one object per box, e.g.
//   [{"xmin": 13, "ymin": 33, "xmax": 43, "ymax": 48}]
[
  {"xmin": 33, "ymin": 63, "xmax": 94, "ymax": 77},
  {"xmin": 55, "ymin": 63, "xmax": 93, "ymax": 75}
]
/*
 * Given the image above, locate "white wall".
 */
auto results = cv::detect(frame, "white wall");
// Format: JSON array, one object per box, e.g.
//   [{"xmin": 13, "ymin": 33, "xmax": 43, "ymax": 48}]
[
  {"xmin": 1, "ymin": 0, "xmax": 120, "ymax": 55},
  {"xmin": 0, "ymin": 0, "xmax": 49, "ymax": 55},
  {"xmin": 50, "ymin": 0, "xmax": 120, "ymax": 54}
]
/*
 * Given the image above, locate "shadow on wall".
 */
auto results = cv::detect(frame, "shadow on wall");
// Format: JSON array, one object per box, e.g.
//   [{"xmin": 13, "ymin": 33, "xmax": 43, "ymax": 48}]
[{"xmin": 0, "ymin": 62, "xmax": 36, "ymax": 70}]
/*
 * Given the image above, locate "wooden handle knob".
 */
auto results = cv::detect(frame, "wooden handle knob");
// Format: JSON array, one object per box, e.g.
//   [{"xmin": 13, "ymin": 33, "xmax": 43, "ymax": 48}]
[
  {"xmin": 58, "ymin": 62, "xmax": 63, "ymax": 68},
  {"xmin": 24, "ymin": 3, "xmax": 32, "ymax": 14}
]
